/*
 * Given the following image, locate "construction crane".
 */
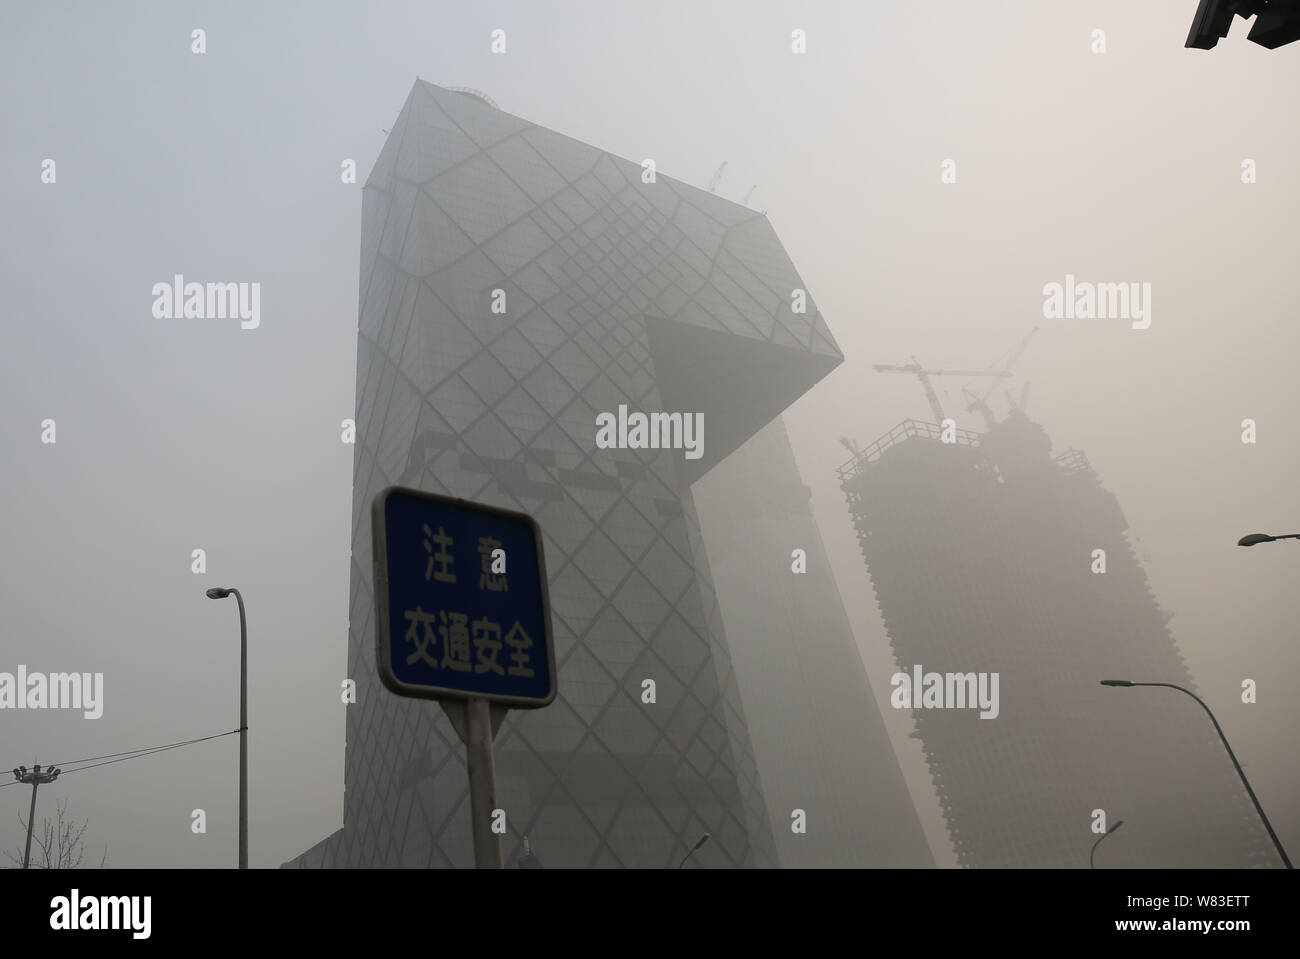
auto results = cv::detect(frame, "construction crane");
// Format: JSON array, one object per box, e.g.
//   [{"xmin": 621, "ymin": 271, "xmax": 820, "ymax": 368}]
[
  {"xmin": 742, "ymin": 184, "xmax": 757, "ymax": 205},
  {"xmin": 961, "ymin": 387, "xmax": 997, "ymax": 430},
  {"xmin": 873, "ymin": 358, "xmax": 1011, "ymax": 425},
  {"xmin": 1004, "ymin": 382, "xmax": 1031, "ymax": 416},
  {"xmin": 963, "ymin": 326, "xmax": 1038, "ymax": 429},
  {"xmin": 707, "ymin": 161, "xmax": 727, "ymax": 193}
]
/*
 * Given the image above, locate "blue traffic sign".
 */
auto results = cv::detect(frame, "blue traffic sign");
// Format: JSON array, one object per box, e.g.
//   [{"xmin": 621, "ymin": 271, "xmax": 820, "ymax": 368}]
[{"xmin": 373, "ymin": 486, "xmax": 556, "ymax": 707}]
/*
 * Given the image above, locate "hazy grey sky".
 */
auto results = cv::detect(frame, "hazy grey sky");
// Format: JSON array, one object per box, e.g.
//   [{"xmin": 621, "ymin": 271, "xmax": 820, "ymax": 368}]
[{"xmin": 1, "ymin": 0, "xmax": 1296, "ymax": 867}]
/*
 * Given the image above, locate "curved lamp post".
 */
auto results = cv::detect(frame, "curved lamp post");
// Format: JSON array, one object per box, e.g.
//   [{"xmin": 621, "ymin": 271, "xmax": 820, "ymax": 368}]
[
  {"xmin": 207, "ymin": 586, "xmax": 248, "ymax": 869},
  {"xmin": 677, "ymin": 832, "xmax": 711, "ymax": 869},
  {"xmin": 1100, "ymin": 680, "xmax": 1291, "ymax": 868},
  {"xmin": 1089, "ymin": 819, "xmax": 1124, "ymax": 869}
]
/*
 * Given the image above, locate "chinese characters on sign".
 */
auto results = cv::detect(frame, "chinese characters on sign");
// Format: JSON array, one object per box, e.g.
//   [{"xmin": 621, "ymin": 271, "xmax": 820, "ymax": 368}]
[
  {"xmin": 401, "ymin": 608, "xmax": 534, "ymax": 677},
  {"xmin": 375, "ymin": 487, "xmax": 554, "ymax": 707},
  {"xmin": 404, "ymin": 528, "xmax": 529, "ymax": 675},
  {"xmin": 478, "ymin": 534, "xmax": 508, "ymax": 592},
  {"xmin": 424, "ymin": 524, "xmax": 457, "ymax": 583}
]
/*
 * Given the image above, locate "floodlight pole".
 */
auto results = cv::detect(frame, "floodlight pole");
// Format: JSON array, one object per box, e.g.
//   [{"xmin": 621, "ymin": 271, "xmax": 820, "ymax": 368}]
[
  {"xmin": 13, "ymin": 764, "xmax": 60, "ymax": 869},
  {"xmin": 24, "ymin": 778, "xmax": 39, "ymax": 869}
]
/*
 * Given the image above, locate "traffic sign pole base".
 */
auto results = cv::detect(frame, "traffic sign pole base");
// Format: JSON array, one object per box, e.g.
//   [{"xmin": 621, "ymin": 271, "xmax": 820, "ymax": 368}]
[{"xmin": 450, "ymin": 696, "xmax": 505, "ymax": 869}]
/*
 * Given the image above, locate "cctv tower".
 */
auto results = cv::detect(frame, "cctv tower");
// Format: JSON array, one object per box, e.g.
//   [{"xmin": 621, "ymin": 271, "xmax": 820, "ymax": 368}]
[{"xmin": 289, "ymin": 80, "xmax": 867, "ymax": 867}]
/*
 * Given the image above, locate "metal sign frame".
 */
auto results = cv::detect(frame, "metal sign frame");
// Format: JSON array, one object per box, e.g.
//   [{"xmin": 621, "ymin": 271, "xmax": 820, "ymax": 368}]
[{"xmin": 372, "ymin": 485, "xmax": 557, "ymax": 709}]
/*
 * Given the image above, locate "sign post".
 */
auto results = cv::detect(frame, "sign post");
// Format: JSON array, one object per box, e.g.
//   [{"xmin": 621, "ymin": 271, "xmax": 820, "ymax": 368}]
[
  {"xmin": 463, "ymin": 697, "xmax": 502, "ymax": 868},
  {"xmin": 372, "ymin": 486, "xmax": 556, "ymax": 868}
]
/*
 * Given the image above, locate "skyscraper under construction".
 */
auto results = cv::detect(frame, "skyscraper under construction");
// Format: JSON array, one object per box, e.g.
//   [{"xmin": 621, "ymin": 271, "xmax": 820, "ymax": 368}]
[{"xmin": 839, "ymin": 411, "xmax": 1276, "ymax": 867}]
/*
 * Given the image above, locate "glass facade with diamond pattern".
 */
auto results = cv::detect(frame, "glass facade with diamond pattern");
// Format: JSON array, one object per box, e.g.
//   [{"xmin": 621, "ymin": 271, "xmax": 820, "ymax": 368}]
[{"xmin": 287, "ymin": 80, "xmax": 845, "ymax": 868}]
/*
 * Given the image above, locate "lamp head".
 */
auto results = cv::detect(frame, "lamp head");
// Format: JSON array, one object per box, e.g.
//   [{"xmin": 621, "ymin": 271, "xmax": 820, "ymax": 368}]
[
  {"xmin": 206, "ymin": 587, "xmax": 231, "ymax": 599},
  {"xmin": 1100, "ymin": 680, "xmax": 1134, "ymax": 687},
  {"xmin": 1238, "ymin": 533, "xmax": 1275, "ymax": 547}
]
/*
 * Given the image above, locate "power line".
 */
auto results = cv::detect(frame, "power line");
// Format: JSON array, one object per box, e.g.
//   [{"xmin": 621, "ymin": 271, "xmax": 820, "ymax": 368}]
[
  {"xmin": 60, "ymin": 731, "xmax": 240, "ymax": 775},
  {"xmin": 52, "ymin": 730, "xmax": 241, "ymax": 769},
  {"xmin": 0, "ymin": 729, "xmax": 241, "ymax": 787}
]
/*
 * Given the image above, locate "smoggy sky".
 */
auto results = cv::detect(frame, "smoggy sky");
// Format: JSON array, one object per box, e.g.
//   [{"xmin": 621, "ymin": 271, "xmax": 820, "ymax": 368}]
[{"xmin": 1, "ymin": 0, "xmax": 1296, "ymax": 868}]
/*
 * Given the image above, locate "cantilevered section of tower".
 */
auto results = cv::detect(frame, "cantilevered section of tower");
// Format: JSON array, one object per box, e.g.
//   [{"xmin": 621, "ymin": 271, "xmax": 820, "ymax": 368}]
[{"xmin": 287, "ymin": 80, "xmax": 842, "ymax": 867}]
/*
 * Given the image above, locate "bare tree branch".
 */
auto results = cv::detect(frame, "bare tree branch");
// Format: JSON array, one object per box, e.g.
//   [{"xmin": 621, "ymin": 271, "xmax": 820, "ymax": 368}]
[{"xmin": 5, "ymin": 798, "xmax": 104, "ymax": 868}]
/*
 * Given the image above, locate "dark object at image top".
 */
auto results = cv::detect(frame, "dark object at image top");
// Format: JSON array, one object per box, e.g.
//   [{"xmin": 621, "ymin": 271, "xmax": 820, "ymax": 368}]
[{"xmin": 1186, "ymin": 0, "xmax": 1300, "ymax": 48}]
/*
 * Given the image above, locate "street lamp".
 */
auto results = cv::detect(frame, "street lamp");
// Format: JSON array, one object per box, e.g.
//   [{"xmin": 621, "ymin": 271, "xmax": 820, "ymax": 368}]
[
  {"xmin": 1237, "ymin": 532, "xmax": 1300, "ymax": 547},
  {"xmin": 517, "ymin": 835, "xmax": 543, "ymax": 870},
  {"xmin": 13, "ymin": 764, "xmax": 61, "ymax": 869},
  {"xmin": 1090, "ymin": 819, "xmax": 1124, "ymax": 869},
  {"xmin": 677, "ymin": 832, "xmax": 711, "ymax": 869},
  {"xmin": 207, "ymin": 586, "xmax": 248, "ymax": 869},
  {"xmin": 1100, "ymin": 680, "xmax": 1291, "ymax": 868}
]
